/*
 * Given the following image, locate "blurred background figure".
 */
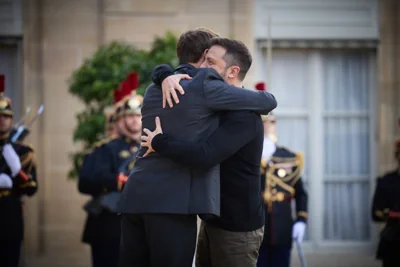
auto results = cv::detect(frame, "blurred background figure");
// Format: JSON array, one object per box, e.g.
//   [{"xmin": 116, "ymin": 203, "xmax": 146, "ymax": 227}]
[
  {"xmin": 77, "ymin": 73, "xmax": 142, "ymax": 267},
  {"xmin": 257, "ymin": 112, "xmax": 308, "ymax": 267},
  {"xmin": 371, "ymin": 119, "xmax": 400, "ymax": 267},
  {"xmin": 0, "ymin": 76, "xmax": 38, "ymax": 267}
]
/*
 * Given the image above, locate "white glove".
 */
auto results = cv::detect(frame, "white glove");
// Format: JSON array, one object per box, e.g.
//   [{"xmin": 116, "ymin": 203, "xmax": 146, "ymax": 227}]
[
  {"xmin": 2, "ymin": 144, "xmax": 22, "ymax": 177},
  {"xmin": 0, "ymin": 173, "xmax": 13, "ymax": 188},
  {"xmin": 292, "ymin": 221, "xmax": 306, "ymax": 243}
]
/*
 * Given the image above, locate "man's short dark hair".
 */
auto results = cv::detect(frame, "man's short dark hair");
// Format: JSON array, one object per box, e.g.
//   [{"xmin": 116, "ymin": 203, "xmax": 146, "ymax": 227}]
[
  {"xmin": 210, "ymin": 38, "xmax": 252, "ymax": 81},
  {"xmin": 177, "ymin": 28, "xmax": 219, "ymax": 65}
]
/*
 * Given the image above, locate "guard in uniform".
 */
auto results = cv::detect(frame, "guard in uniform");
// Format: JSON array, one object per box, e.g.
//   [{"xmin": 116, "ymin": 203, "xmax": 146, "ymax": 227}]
[
  {"xmin": 257, "ymin": 113, "xmax": 308, "ymax": 267},
  {"xmin": 0, "ymin": 78, "xmax": 38, "ymax": 267},
  {"xmin": 78, "ymin": 74, "xmax": 142, "ymax": 267},
  {"xmin": 371, "ymin": 121, "xmax": 400, "ymax": 267}
]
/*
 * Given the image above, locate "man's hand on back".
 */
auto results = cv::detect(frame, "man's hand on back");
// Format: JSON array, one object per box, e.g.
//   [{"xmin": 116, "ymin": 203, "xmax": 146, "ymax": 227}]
[
  {"xmin": 161, "ymin": 74, "xmax": 191, "ymax": 108},
  {"xmin": 141, "ymin": 116, "xmax": 164, "ymax": 157}
]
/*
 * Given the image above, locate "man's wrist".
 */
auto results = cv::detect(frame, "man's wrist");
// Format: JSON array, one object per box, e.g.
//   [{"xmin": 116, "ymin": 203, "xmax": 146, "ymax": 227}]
[{"xmin": 160, "ymin": 72, "xmax": 174, "ymax": 85}]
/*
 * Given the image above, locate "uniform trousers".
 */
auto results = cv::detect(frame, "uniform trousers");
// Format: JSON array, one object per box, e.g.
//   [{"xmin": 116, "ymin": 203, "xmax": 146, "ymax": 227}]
[
  {"xmin": 257, "ymin": 246, "xmax": 291, "ymax": 267},
  {"xmin": 91, "ymin": 240, "xmax": 120, "ymax": 267},
  {"xmin": 0, "ymin": 240, "xmax": 21, "ymax": 267},
  {"xmin": 118, "ymin": 213, "xmax": 197, "ymax": 267}
]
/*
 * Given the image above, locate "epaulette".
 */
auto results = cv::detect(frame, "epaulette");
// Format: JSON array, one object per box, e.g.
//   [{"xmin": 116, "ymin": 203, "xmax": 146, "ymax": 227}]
[
  {"xmin": 16, "ymin": 145, "xmax": 36, "ymax": 170},
  {"xmin": 92, "ymin": 135, "xmax": 117, "ymax": 149},
  {"xmin": 14, "ymin": 141, "xmax": 35, "ymax": 152}
]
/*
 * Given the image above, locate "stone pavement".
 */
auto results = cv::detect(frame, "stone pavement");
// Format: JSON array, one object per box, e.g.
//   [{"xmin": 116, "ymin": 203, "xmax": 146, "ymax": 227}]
[{"xmin": 24, "ymin": 252, "xmax": 382, "ymax": 267}]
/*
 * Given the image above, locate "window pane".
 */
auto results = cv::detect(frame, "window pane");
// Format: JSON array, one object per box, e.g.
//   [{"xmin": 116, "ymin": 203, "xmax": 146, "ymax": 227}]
[
  {"xmin": 268, "ymin": 50, "xmax": 309, "ymax": 109},
  {"xmin": 324, "ymin": 117, "xmax": 370, "ymax": 176},
  {"xmin": 322, "ymin": 51, "xmax": 370, "ymax": 112},
  {"xmin": 323, "ymin": 182, "xmax": 370, "ymax": 241}
]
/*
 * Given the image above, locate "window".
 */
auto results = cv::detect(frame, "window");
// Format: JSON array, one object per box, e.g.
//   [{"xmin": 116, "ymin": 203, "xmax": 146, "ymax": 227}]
[
  {"xmin": 258, "ymin": 47, "xmax": 376, "ymax": 247},
  {"xmin": 0, "ymin": 43, "xmax": 21, "ymax": 120}
]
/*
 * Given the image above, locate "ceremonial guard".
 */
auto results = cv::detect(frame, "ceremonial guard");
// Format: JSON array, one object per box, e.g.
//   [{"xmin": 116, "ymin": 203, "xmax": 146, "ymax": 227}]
[
  {"xmin": 78, "ymin": 73, "xmax": 142, "ymax": 267},
  {"xmin": 371, "ymin": 119, "xmax": 400, "ymax": 267},
  {"xmin": 0, "ymin": 75, "xmax": 38, "ymax": 267},
  {"xmin": 257, "ymin": 113, "xmax": 308, "ymax": 267}
]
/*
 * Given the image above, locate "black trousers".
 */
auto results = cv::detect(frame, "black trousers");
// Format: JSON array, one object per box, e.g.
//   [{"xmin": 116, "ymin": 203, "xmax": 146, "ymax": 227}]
[
  {"xmin": 0, "ymin": 240, "xmax": 21, "ymax": 267},
  {"xmin": 119, "ymin": 213, "xmax": 197, "ymax": 267},
  {"xmin": 91, "ymin": 240, "xmax": 120, "ymax": 267},
  {"xmin": 383, "ymin": 258, "xmax": 400, "ymax": 267}
]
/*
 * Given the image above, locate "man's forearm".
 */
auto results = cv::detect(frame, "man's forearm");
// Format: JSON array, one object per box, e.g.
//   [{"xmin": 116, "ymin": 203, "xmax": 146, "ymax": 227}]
[
  {"xmin": 151, "ymin": 134, "xmax": 218, "ymax": 168},
  {"xmin": 203, "ymin": 69, "xmax": 277, "ymax": 115}
]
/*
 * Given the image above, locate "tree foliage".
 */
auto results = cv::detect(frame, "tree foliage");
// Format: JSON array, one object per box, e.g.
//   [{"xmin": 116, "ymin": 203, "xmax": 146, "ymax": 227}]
[{"xmin": 67, "ymin": 32, "xmax": 178, "ymax": 179}]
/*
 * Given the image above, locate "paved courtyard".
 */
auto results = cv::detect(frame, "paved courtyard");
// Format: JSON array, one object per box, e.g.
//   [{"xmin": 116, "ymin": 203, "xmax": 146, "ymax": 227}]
[{"xmin": 25, "ymin": 251, "xmax": 382, "ymax": 267}]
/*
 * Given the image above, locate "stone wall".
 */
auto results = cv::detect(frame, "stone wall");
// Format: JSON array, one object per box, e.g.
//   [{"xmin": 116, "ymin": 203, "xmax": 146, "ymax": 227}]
[{"xmin": 378, "ymin": 0, "xmax": 400, "ymax": 173}]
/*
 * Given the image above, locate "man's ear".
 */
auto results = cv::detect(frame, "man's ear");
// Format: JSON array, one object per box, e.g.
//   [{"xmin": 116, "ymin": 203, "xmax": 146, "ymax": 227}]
[{"xmin": 228, "ymin": 66, "xmax": 240, "ymax": 79}]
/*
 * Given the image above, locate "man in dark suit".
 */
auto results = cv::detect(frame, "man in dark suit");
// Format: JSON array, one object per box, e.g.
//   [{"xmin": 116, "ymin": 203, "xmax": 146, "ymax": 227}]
[
  {"xmin": 117, "ymin": 29, "xmax": 277, "ymax": 267},
  {"xmin": 141, "ymin": 38, "xmax": 266, "ymax": 267}
]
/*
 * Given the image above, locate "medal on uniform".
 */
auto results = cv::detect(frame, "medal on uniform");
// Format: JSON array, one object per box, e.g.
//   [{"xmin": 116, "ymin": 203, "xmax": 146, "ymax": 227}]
[
  {"xmin": 275, "ymin": 192, "xmax": 285, "ymax": 201},
  {"xmin": 119, "ymin": 150, "xmax": 131, "ymax": 158},
  {"xmin": 277, "ymin": 168, "xmax": 286, "ymax": 178}
]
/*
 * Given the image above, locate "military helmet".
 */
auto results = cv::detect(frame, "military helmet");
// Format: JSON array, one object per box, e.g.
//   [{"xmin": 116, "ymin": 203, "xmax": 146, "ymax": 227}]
[
  {"xmin": 0, "ymin": 75, "xmax": 13, "ymax": 117},
  {"xmin": 113, "ymin": 72, "xmax": 142, "ymax": 119},
  {"xmin": 104, "ymin": 106, "xmax": 117, "ymax": 129}
]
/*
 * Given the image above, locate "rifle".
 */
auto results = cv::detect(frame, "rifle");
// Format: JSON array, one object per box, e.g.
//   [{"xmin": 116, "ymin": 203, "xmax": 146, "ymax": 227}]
[
  {"xmin": 83, "ymin": 145, "xmax": 139, "ymax": 215},
  {"xmin": 1, "ymin": 105, "xmax": 44, "ymax": 175},
  {"xmin": 10, "ymin": 105, "xmax": 44, "ymax": 143}
]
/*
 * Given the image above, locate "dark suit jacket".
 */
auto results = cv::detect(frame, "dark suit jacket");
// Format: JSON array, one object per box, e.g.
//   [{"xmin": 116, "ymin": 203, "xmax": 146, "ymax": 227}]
[
  {"xmin": 151, "ymin": 110, "xmax": 265, "ymax": 232},
  {"xmin": 117, "ymin": 64, "xmax": 277, "ymax": 216}
]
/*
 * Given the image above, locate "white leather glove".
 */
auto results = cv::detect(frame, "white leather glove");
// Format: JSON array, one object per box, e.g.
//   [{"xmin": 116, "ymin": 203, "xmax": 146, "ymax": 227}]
[
  {"xmin": 0, "ymin": 173, "xmax": 13, "ymax": 189},
  {"xmin": 2, "ymin": 144, "xmax": 22, "ymax": 177},
  {"xmin": 292, "ymin": 221, "xmax": 306, "ymax": 243}
]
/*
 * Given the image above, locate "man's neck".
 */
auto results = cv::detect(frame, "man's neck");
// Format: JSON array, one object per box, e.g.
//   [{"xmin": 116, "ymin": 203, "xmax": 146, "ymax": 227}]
[
  {"xmin": 188, "ymin": 62, "xmax": 201, "ymax": 68},
  {"xmin": 120, "ymin": 132, "xmax": 141, "ymax": 144},
  {"xmin": 228, "ymin": 80, "xmax": 243, "ymax": 88}
]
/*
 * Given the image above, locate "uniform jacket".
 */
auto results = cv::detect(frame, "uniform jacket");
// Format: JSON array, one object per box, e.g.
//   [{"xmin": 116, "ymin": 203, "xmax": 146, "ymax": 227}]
[
  {"xmin": 0, "ymin": 140, "xmax": 38, "ymax": 241},
  {"xmin": 117, "ymin": 64, "xmax": 277, "ymax": 216},
  {"xmin": 371, "ymin": 169, "xmax": 400, "ymax": 260},
  {"xmin": 78, "ymin": 136, "xmax": 139, "ymax": 244},
  {"xmin": 260, "ymin": 146, "xmax": 308, "ymax": 248}
]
